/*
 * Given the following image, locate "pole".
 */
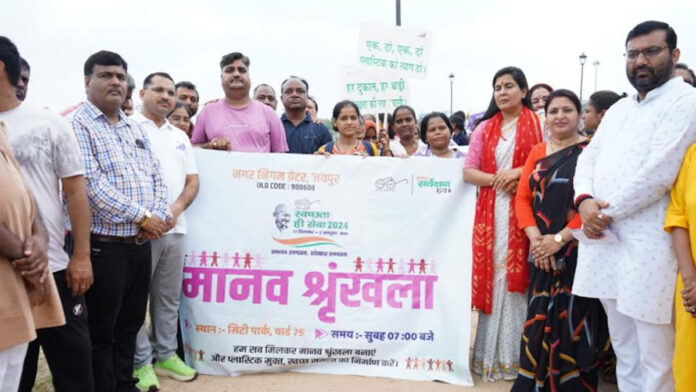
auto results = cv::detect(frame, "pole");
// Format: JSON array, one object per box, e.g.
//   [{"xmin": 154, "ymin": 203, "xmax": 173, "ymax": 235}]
[
  {"xmin": 450, "ymin": 80, "xmax": 453, "ymax": 115},
  {"xmin": 449, "ymin": 73, "xmax": 455, "ymax": 115},
  {"xmin": 579, "ymin": 52, "xmax": 587, "ymax": 103},
  {"xmin": 593, "ymin": 60, "xmax": 600, "ymax": 92},
  {"xmin": 396, "ymin": 0, "xmax": 401, "ymax": 26},
  {"xmin": 580, "ymin": 65, "xmax": 585, "ymax": 103}
]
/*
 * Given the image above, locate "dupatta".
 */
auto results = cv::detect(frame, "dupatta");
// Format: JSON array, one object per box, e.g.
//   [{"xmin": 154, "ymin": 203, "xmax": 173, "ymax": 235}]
[{"xmin": 471, "ymin": 106, "xmax": 541, "ymax": 314}]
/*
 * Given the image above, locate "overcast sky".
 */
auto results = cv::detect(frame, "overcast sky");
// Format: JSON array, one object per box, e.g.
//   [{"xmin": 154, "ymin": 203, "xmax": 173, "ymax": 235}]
[{"xmin": 5, "ymin": 0, "xmax": 696, "ymax": 117}]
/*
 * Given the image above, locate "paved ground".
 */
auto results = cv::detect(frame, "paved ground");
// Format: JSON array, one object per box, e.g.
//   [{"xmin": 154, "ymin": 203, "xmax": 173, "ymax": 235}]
[{"xmin": 34, "ymin": 312, "xmax": 619, "ymax": 391}]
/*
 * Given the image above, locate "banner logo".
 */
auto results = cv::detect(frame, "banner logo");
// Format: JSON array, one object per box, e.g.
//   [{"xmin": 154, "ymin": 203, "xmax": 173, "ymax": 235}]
[{"xmin": 374, "ymin": 176, "xmax": 408, "ymax": 192}]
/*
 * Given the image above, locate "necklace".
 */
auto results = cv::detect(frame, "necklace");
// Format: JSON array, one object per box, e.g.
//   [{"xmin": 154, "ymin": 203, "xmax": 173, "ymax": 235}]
[
  {"xmin": 548, "ymin": 135, "xmax": 583, "ymax": 154},
  {"xmin": 335, "ymin": 140, "xmax": 360, "ymax": 154},
  {"xmin": 499, "ymin": 119, "xmax": 517, "ymax": 141}
]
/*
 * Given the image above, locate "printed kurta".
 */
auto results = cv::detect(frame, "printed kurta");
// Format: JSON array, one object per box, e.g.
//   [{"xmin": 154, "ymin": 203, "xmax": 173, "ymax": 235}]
[{"xmin": 573, "ymin": 77, "xmax": 696, "ymax": 324}]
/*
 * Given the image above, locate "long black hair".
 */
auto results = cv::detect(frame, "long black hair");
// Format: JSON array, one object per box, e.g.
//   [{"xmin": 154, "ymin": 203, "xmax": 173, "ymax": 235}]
[{"xmin": 475, "ymin": 66, "xmax": 532, "ymax": 127}]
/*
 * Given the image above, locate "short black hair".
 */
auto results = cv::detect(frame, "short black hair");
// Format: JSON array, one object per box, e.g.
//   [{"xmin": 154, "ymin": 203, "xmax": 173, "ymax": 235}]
[
  {"xmin": 626, "ymin": 20, "xmax": 677, "ymax": 50},
  {"xmin": 220, "ymin": 52, "xmax": 250, "ymax": 69},
  {"xmin": 84, "ymin": 50, "xmax": 128, "ymax": 77},
  {"xmin": 126, "ymin": 74, "xmax": 136, "ymax": 90},
  {"xmin": 19, "ymin": 56, "xmax": 30, "ymax": 73},
  {"xmin": 0, "ymin": 36, "xmax": 21, "ymax": 86},
  {"xmin": 675, "ymin": 63, "xmax": 696, "ymax": 87},
  {"xmin": 253, "ymin": 83, "xmax": 275, "ymax": 95},
  {"xmin": 176, "ymin": 81, "xmax": 198, "ymax": 94},
  {"xmin": 281, "ymin": 76, "xmax": 309, "ymax": 94},
  {"xmin": 143, "ymin": 72, "xmax": 174, "ymax": 88},
  {"xmin": 420, "ymin": 112, "xmax": 453, "ymax": 143},
  {"xmin": 308, "ymin": 96, "xmax": 318, "ymax": 112},
  {"xmin": 544, "ymin": 89, "xmax": 581, "ymax": 114}
]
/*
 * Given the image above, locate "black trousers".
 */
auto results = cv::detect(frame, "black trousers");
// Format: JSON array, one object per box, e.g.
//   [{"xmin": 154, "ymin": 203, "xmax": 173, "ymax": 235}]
[
  {"xmin": 86, "ymin": 239, "xmax": 151, "ymax": 392},
  {"xmin": 18, "ymin": 270, "xmax": 94, "ymax": 392}
]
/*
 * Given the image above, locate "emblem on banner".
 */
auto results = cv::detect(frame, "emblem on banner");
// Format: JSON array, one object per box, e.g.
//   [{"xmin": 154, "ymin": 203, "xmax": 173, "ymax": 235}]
[
  {"xmin": 374, "ymin": 176, "xmax": 408, "ymax": 192},
  {"xmin": 271, "ymin": 200, "xmax": 348, "ymax": 249}
]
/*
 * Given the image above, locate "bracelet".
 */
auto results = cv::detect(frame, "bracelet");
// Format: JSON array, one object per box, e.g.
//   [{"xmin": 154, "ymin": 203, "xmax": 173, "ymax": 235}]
[
  {"xmin": 574, "ymin": 194, "xmax": 593, "ymax": 210},
  {"xmin": 139, "ymin": 216, "xmax": 151, "ymax": 228}
]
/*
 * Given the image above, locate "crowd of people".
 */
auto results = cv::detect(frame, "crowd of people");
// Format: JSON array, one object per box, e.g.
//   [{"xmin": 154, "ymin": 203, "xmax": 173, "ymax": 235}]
[{"xmin": 1, "ymin": 18, "xmax": 696, "ymax": 392}]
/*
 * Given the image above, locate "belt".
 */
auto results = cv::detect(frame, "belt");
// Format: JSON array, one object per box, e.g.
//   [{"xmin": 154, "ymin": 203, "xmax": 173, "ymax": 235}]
[{"xmin": 92, "ymin": 234, "xmax": 149, "ymax": 245}]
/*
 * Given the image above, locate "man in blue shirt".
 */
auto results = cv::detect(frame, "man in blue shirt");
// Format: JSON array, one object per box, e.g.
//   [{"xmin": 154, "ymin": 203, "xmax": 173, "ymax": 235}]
[{"xmin": 280, "ymin": 76, "xmax": 332, "ymax": 154}]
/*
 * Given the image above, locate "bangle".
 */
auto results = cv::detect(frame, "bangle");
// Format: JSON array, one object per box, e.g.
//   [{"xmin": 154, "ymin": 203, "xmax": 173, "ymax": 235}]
[{"xmin": 574, "ymin": 194, "xmax": 593, "ymax": 210}]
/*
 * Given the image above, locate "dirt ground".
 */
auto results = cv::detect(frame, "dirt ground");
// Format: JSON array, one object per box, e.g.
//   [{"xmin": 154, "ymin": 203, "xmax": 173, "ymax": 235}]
[
  {"xmin": 33, "ymin": 311, "xmax": 619, "ymax": 391},
  {"xmin": 157, "ymin": 371, "xmax": 618, "ymax": 392}
]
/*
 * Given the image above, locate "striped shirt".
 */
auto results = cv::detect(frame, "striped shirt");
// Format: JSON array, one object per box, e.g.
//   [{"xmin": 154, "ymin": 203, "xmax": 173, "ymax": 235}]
[{"xmin": 69, "ymin": 101, "xmax": 170, "ymax": 237}]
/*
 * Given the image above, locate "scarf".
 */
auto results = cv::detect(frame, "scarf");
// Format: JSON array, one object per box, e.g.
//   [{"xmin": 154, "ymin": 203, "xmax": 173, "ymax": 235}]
[{"xmin": 471, "ymin": 106, "xmax": 542, "ymax": 314}]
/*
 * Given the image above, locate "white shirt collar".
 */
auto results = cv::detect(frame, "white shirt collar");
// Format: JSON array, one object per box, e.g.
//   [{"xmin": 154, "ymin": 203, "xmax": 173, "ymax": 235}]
[
  {"xmin": 130, "ymin": 111, "xmax": 176, "ymax": 131},
  {"xmin": 633, "ymin": 76, "xmax": 684, "ymax": 104}
]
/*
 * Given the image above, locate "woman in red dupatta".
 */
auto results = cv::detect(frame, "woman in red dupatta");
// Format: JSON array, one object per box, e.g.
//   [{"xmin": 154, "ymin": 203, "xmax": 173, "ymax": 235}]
[{"xmin": 463, "ymin": 66, "xmax": 542, "ymax": 381}]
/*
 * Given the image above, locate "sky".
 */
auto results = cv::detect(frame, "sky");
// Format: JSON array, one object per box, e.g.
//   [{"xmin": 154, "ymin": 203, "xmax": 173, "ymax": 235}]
[{"xmin": 4, "ymin": 0, "xmax": 696, "ymax": 118}]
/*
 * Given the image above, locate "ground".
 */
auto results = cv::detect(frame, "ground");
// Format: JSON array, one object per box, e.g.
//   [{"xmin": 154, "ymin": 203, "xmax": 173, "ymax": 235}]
[{"xmin": 33, "ymin": 312, "xmax": 618, "ymax": 391}]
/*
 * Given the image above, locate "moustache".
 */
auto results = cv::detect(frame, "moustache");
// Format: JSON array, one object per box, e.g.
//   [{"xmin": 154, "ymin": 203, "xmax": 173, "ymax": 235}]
[{"xmin": 634, "ymin": 64, "xmax": 654, "ymax": 74}]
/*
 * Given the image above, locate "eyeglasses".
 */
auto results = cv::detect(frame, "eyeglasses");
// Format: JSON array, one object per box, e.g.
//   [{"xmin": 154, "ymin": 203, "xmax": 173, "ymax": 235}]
[{"xmin": 625, "ymin": 46, "xmax": 670, "ymax": 62}]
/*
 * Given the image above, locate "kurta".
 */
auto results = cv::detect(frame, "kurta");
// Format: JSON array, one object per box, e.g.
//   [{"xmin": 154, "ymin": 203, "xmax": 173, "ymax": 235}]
[
  {"xmin": 573, "ymin": 77, "xmax": 696, "ymax": 324},
  {"xmin": 664, "ymin": 143, "xmax": 696, "ymax": 391}
]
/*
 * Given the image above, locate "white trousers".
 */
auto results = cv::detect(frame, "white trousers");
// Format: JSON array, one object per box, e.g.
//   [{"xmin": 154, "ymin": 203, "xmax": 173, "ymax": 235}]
[
  {"xmin": 600, "ymin": 298, "xmax": 674, "ymax": 392},
  {"xmin": 0, "ymin": 342, "xmax": 28, "ymax": 391}
]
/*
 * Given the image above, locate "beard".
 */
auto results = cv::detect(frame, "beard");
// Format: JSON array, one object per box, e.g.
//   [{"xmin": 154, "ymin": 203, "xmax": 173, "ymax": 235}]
[{"xmin": 627, "ymin": 58, "xmax": 674, "ymax": 94}]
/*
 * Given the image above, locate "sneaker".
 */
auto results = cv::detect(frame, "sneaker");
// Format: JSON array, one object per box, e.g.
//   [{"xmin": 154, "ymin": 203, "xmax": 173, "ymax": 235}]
[
  {"xmin": 155, "ymin": 355, "xmax": 198, "ymax": 382},
  {"xmin": 134, "ymin": 364, "xmax": 160, "ymax": 392}
]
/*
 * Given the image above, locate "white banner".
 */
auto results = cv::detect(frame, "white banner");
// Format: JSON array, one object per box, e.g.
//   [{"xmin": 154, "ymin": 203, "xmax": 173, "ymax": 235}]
[
  {"xmin": 357, "ymin": 23, "xmax": 433, "ymax": 79},
  {"xmin": 340, "ymin": 66, "xmax": 410, "ymax": 113},
  {"xmin": 181, "ymin": 150, "xmax": 475, "ymax": 386}
]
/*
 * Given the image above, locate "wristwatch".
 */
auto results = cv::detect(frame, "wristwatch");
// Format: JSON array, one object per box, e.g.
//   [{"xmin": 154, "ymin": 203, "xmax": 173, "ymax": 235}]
[
  {"xmin": 554, "ymin": 233, "xmax": 564, "ymax": 244},
  {"xmin": 139, "ymin": 210, "xmax": 152, "ymax": 228}
]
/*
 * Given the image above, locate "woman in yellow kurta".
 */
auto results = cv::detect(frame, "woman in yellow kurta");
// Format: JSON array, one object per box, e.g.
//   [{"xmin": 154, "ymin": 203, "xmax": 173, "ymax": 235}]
[{"xmin": 665, "ymin": 143, "xmax": 696, "ymax": 391}]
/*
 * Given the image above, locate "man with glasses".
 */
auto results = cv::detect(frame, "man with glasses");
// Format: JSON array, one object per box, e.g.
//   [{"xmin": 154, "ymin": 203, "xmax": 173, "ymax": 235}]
[
  {"xmin": 573, "ymin": 20, "xmax": 696, "ymax": 392},
  {"xmin": 280, "ymin": 76, "xmax": 332, "ymax": 154},
  {"xmin": 131, "ymin": 72, "xmax": 200, "ymax": 391}
]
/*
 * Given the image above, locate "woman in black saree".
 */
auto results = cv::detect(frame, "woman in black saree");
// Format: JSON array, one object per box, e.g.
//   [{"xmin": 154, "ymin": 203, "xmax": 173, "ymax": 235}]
[{"xmin": 511, "ymin": 89, "xmax": 610, "ymax": 391}]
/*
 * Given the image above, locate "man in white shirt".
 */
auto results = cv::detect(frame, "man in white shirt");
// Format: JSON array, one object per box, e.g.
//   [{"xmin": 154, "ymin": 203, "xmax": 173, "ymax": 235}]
[
  {"xmin": 573, "ymin": 21, "xmax": 696, "ymax": 392},
  {"xmin": 0, "ymin": 42, "xmax": 94, "ymax": 392},
  {"xmin": 131, "ymin": 72, "xmax": 200, "ymax": 391}
]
